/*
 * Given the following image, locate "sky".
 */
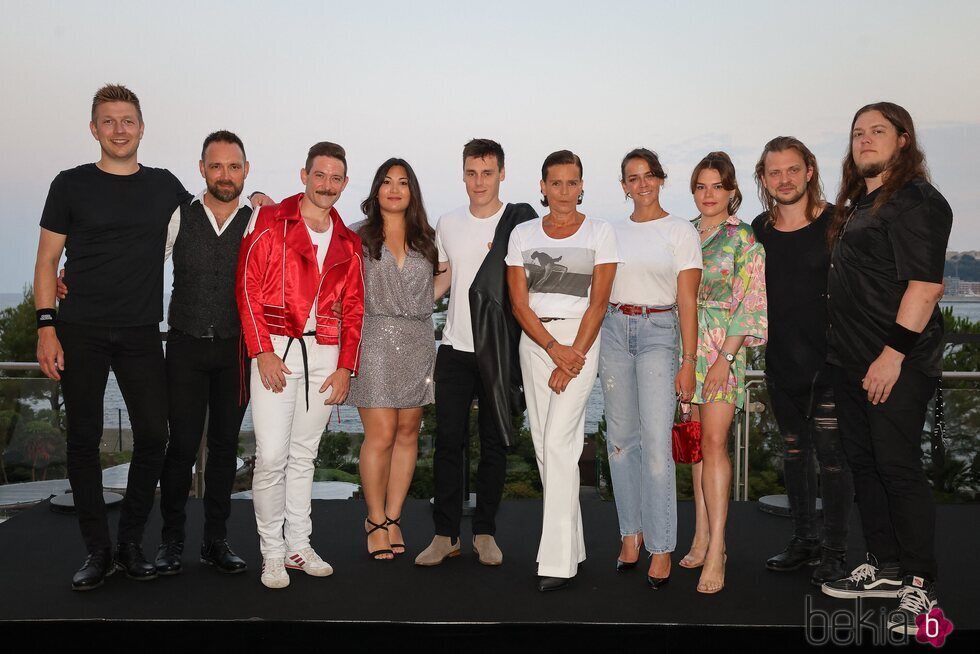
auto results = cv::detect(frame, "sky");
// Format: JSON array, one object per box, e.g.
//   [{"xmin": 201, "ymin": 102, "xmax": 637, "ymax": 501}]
[{"xmin": 1, "ymin": 0, "xmax": 979, "ymax": 292}]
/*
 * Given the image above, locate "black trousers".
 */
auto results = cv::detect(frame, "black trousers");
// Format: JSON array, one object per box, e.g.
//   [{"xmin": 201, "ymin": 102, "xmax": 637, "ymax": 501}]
[
  {"xmin": 767, "ymin": 372, "xmax": 853, "ymax": 551},
  {"xmin": 432, "ymin": 345, "xmax": 507, "ymax": 537},
  {"xmin": 58, "ymin": 322, "xmax": 169, "ymax": 552},
  {"xmin": 831, "ymin": 364, "xmax": 937, "ymax": 580},
  {"xmin": 159, "ymin": 331, "xmax": 249, "ymax": 543}
]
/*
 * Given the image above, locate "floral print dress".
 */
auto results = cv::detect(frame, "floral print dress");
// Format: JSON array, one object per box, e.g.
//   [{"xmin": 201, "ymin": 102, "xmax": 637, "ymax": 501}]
[{"xmin": 691, "ymin": 215, "xmax": 767, "ymax": 409}]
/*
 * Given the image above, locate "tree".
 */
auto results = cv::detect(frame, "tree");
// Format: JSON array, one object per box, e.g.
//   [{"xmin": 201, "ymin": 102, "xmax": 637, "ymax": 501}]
[{"xmin": 0, "ymin": 287, "xmax": 64, "ymax": 483}]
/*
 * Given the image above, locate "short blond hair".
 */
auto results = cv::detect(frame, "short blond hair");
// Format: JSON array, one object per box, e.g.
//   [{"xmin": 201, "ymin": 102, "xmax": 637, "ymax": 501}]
[{"xmin": 91, "ymin": 84, "xmax": 142, "ymax": 122}]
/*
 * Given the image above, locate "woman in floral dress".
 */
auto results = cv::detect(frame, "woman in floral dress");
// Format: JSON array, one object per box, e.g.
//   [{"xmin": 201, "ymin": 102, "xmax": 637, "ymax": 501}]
[{"xmin": 679, "ymin": 152, "xmax": 767, "ymax": 594}]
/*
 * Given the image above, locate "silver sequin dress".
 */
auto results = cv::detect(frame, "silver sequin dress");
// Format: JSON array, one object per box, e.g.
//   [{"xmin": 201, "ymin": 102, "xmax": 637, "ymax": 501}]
[{"xmin": 346, "ymin": 228, "xmax": 436, "ymax": 408}]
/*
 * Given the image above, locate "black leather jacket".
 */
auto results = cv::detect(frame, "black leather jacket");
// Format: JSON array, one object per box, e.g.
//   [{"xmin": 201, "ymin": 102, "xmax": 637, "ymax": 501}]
[{"xmin": 469, "ymin": 202, "xmax": 537, "ymax": 447}]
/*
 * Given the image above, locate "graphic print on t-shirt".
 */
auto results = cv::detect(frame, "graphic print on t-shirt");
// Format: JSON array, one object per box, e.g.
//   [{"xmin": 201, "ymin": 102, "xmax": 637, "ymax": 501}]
[{"xmin": 521, "ymin": 247, "xmax": 595, "ymax": 298}]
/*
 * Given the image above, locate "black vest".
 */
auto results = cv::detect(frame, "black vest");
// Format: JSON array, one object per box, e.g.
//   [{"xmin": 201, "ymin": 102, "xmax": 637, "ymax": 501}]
[{"xmin": 167, "ymin": 200, "xmax": 251, "ymax": 338}]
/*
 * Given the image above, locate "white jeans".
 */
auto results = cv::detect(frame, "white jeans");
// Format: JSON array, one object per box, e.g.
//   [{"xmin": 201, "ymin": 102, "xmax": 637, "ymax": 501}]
[
  {"xmin": 250, "ymin": 335, "xmax": 339, "ymax": 558},
  {"xmin": 519, "ymin": 318, "xmax": 599, "ymax": 579}
]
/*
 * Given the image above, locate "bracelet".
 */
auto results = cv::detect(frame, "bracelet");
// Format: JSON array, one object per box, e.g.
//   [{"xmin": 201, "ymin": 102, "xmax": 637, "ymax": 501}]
[
  {"xmin": 36, "ymin": 308, "xmax": 57, "ymax": 329},
  {"xmin": 545, "ymin": 339, "xmax": 557, "ymax": 351},
  {"xmin": 681, "ymin": 353, "xmax": 697, "ymax": 363},
  {"xmin": 885, "ymin": 322, "xmax": 920, "ymax": 355}
]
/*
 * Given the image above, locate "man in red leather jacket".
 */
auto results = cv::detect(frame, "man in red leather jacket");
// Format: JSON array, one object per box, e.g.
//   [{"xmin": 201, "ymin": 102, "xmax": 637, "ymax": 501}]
[{"xmin": 236, "ymin": 141, "xmax": 364, "ymax": 589}]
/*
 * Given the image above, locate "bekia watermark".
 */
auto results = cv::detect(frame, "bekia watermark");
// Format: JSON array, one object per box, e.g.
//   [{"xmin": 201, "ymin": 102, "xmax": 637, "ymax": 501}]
[{"xmin": 805, "ymin": 595, "xmax": 954, "ymax": 647}]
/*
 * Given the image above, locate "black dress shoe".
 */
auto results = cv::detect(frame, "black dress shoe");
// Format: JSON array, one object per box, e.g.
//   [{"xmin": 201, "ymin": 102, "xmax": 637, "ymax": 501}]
[
  {"xmin": 115, "ymin": 542, "xmax": 158, "ymax": 580},
  {"xmin": 72, "ymin": 548, "xmax": 114, "ymax": 591},
  {"xmin": 811, "ymin": 548, "xmax": 847, "ymax": 586},
  {"xmin": 538, "ymin": 576, "xmax": 570, "ymax": 592},
  {"xmin": 616, "ymin": 559, "xmax": 638, "ymax": 572},
  {"xmin": 155, "ymin": 541, "xmax": 184, "ymax": 575},
  {"xmin": 766, "ymin": 537, "xmax": 820, "ymax": 571},
  {"xmin": 647, "ymin": 574, "xmax": 670, "ymax": 590},
  {"xmin": 201, "ymin": 539, "xmax": 247, "ymax": 574}
]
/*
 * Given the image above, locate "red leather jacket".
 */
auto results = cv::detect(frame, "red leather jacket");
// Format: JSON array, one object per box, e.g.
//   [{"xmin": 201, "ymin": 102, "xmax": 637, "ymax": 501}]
[{"xmin": 236, "ymin": 193, "xmax": 365, "ymax": 374}]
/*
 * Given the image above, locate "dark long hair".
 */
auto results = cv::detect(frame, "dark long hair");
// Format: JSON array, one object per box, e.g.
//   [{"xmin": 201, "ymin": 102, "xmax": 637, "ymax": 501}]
[
  {"xmin": 358, "ymin": 158, "xmax": 439, "ymax": 272},
  {"xmin": 829, "ymin": 102, "xmax": 930, "ymax": 244},
  {"xmin": 754, "ymin": 136, "xmax": 824, "ymax": 228},
  {"xmin": 689, "ymin": 151, "xmax": 742, "ymax": 216}
]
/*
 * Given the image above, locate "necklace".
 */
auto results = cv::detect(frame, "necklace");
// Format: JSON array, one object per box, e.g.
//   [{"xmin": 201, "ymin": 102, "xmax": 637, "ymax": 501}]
[
  {"xmin": 630, "ymin": 209, "xmax": 668, "ymax": 223},
  {"xmin": 696, "ymin": 218, "xmax": 725, "ymax": 235}
]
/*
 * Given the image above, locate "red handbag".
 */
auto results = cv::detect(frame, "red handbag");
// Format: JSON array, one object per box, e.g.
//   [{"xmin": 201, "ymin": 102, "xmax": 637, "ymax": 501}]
[{"xmin": 672, "ymin": 402, "xmax": 703, "ymax": 464}]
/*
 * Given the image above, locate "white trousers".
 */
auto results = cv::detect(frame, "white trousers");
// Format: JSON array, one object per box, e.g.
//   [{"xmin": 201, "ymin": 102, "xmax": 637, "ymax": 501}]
[
  {"xmin": 250, "ymin": 335, "xmax": 339, "ymax": 558},
  {"xmin": 519, "ymin": 318, "xmax": 599, "ymax": 578}
]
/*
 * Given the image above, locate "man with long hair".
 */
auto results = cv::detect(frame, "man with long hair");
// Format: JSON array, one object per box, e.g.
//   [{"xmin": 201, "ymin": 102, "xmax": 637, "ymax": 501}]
[
  {"xmin": 820, "ymin": 103, "xmax": 952, "ymax": 636},
  {"xmin": 751, "ymin": 137, "xmax": 853, "ymax": 586}
]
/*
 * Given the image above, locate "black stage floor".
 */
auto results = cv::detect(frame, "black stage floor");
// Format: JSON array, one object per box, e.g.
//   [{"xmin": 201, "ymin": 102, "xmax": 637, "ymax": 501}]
[{"xmin": 2, "ymin": 495, "xmax": 978, "ymax": 651}]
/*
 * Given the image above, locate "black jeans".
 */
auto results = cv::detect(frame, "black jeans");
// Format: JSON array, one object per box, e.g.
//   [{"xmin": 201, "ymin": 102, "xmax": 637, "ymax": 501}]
[
  {"xmin": 831, "ymin": 364, "xmax": 937, "ymax": 580},
  {"xmin": 58, "ymin": 322, "xmax": 169, "ymax": 552},
  {"xmin": 432, "ymin": 345, "xmax": 507, "ymax": 537},
  {"xmin": 159, "ymin": 331, "xmax": 250, "ymax": 543},
  {"xmin": 767, "ymin": 372, "xmax": 853, "ymax": 552}
]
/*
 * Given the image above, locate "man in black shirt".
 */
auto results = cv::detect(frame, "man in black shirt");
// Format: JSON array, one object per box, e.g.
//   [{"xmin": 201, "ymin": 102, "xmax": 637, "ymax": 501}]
[
  {"xmin": 35, "ymin": 84, "xmax": 189, "ymax": 590},
  {"xmin": 820, "ymin": 102, "xmax": 952, "ymax": 637},
  {"xmin": 751, "ymin": 137, "xmax": 853, "ymax": 586}
]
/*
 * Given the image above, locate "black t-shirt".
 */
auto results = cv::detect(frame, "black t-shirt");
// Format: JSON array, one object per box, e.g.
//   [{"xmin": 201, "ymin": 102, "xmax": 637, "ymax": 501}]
[
  {"xmin": 752, "ymin": 205, "xmax": 834, "ymax": 393},
  {"xmin": 827, "ymin": 178, "xmax": 952, "ymax": 377},
  {"xmin": 40, "ymin": 163, "xmax": 190, "ymax": 327}
]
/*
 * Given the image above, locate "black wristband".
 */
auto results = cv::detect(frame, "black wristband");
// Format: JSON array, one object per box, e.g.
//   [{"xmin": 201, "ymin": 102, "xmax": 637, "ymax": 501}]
[
  {"xmin": 885, "ymin": 322, "xmax": 920, "ymax": 355},
  {"xmin": 36, "ymin": 308, "xmax": 57, "ymax": 330}
]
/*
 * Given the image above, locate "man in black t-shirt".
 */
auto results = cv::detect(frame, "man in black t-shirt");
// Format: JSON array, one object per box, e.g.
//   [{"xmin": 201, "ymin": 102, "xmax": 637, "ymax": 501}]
[
  {"xmin": 35, "ymin": 84, "xmax": 189, "ymax": 590},
  {"xmin": 820, "ymin": 103, "xmax": 952, "ymax": 637},
  {"xmin": 751, "ymin": 137, "xmax": 853, "ymax": 586}
]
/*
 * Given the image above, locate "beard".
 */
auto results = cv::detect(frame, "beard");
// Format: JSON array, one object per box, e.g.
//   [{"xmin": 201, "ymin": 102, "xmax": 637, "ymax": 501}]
[
  {"xmin": 856, "ymin": 160, "xmax": 888, "ymax": 179},
  {"xmin": 772, "ymin": 186, "xmax": 806, "ymax": 206},
  {"xmin": 208, "ymin": 180, "xmax": 243, "ymax": 203}
]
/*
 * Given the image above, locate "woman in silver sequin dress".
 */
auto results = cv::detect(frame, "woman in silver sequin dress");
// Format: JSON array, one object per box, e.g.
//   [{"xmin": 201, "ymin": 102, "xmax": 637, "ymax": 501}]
[{"xmin": 346, "ymin": 158, "xmax": 443, "ymax": 560}]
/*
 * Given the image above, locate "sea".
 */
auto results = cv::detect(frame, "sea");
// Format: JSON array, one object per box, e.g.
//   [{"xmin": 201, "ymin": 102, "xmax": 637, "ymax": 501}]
[{"xmin": 3, "ymin": 292, "xmax": 976, "ymax": 434}]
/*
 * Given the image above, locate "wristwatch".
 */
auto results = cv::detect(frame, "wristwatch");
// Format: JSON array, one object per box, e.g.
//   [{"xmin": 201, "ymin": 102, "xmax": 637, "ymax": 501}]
[{"xmin": 720, "ymin": 349, "xmax": 736, "ymax": 363}]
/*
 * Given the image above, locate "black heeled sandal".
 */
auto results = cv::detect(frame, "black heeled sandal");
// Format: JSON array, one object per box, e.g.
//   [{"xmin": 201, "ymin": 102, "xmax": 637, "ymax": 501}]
[
  {"xmin": 365, "ymin": 518, "xmax": 393, "ymax": 561},
  {"xmin": 385, "ymin": 515, "xmax": 406, "ymax": 555}
]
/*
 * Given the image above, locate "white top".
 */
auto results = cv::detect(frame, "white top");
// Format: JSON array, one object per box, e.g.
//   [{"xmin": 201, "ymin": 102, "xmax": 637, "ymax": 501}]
[
  {"xmin": 304, "ymin": 220, "xmax": 334, "ymax": 331},
  {"xmin": 608, "ymin": 214, "xmax": 703, "ymax": 306},
  {"xmin": 435, "ymin": 203, "xmax": 506, "ymax": 353},
  {"xmin": 505, "ymin": 216, "xmax": 621, "ymax": 319},
  {"xmin": 165, "ymin": 190, "xmax": 251, "ymax": 259}
]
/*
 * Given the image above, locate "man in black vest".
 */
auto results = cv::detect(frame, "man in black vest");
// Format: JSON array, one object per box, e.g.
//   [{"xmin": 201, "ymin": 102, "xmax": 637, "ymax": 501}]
[
  {"xmin": 154, "ymin": 131, "xmax": 254, "ymax": 575},
  {"xmin": 35, "ymin": 84, "xmax": 190, "ymax": 590}
]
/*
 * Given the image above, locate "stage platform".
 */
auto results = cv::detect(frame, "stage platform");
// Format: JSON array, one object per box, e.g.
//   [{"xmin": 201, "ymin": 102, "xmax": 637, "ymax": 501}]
[{"xmin": 2, "ymin": 495, "xmax": 978, "ymax": 651}]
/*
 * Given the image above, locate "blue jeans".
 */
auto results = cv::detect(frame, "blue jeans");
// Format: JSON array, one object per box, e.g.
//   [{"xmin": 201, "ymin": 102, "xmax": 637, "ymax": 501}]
[{"xmin": 598, "ymin": 307, "xmax": 678, "ymax": 553}]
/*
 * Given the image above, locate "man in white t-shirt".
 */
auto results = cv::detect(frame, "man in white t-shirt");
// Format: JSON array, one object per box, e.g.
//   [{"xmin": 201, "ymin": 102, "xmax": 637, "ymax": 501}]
[{"xmin": 415, "ymin": 139, "xmax": 536, "ymax": 567}]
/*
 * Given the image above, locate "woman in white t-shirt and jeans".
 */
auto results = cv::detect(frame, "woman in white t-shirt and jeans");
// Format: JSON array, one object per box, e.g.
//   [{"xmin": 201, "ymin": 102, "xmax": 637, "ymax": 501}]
[
  {"xmin": 506, "ymin": 150, "xmax": 621, "ymax": 592},
  {"xmin": 598, "ymin": 149, "xmax": 702, "ymax": 589}
]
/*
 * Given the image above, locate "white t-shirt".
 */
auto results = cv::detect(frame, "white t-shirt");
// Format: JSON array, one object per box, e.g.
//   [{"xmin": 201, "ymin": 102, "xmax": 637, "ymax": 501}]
[
  {"xmin": 609, "ymin": 214, "xmax": 702, "ymax": 306},
  {"xmin": 304, "ymin": 220, "xmax": 333, "ymax": 331},
  {"xmin": 505, "ymin": 216, "xmax": 621, "ymax": 319},
  {"xmin": 435, "ymin": 203, "xmax": 506, "ymax": 353}
]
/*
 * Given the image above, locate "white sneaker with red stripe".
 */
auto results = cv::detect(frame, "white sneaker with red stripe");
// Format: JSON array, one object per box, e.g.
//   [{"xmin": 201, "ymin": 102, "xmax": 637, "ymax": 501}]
[
  {"xmin": 260, "ymin": 557, "xmax": 289, "ymax": 589},
  {"xmin": 285, "ymin": 547, "xmax": 334, "ymax": 577}
]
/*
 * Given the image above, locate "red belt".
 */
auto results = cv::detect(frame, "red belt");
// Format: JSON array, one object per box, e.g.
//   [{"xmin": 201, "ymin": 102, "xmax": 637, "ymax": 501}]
[{"xmin": 610, "ymin": 303, "xmax": 674, "ymax": 316}]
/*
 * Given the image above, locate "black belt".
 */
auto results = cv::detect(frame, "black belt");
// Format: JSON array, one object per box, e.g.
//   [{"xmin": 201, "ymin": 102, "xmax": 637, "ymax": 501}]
[{"xmin": 282, "ymin": 331, "xmax": 316, "ymax": 412}]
